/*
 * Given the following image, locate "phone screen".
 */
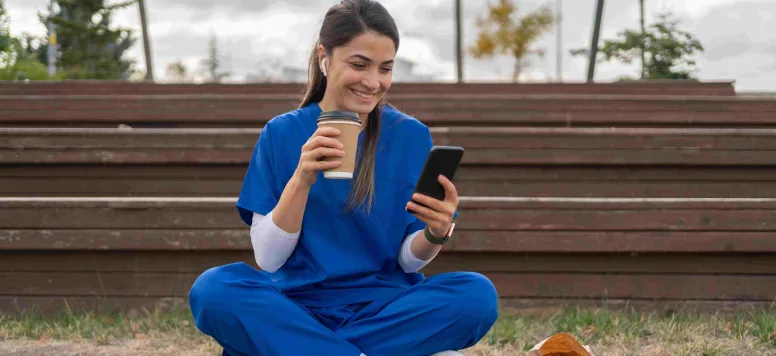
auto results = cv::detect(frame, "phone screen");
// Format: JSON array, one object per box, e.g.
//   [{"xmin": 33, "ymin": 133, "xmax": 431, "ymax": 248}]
[{"xmin": 408, "ymin": 146, "xmax": 464, "ymax": 213}]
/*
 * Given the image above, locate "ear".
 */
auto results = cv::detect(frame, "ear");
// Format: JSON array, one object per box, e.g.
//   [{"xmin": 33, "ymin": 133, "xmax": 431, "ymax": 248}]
[{"xmin": 317, "ymin": 44, "xmax": 327, "ymax": 76}]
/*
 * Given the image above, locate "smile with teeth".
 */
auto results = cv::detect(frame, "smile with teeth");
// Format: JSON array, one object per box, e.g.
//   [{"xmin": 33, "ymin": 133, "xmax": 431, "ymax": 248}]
[{"xmin": 351, "ymin": 89, "xmax": 376, "ymax": 99}]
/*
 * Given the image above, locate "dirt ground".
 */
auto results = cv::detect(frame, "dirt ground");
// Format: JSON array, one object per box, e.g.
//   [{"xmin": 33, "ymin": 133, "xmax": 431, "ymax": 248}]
[
  {"xmin": 0, "ymin": 336, "xmax": 221, "ymax": 356},
  {"xmin": 4, "ymin": 337, "xmax": 775, "ymax": 356}
]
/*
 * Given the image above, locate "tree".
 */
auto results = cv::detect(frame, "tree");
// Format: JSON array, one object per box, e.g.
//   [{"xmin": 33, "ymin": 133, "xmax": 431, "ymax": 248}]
[
  {"xmin": 469, "ymin": 0, "xmax": 555, "ymax": 82},
  {"xmin": 199, "ymin": 34, "xmax": 229, "ymax": 83},
  {"xmin": 37, "ymin": 0, "xmax": 137, "ymax": 79},
  {"xmin": 571, "ymin": 11, "xmax": 704, "ymax": 80},
  {"xmin": 1, "ymin": 0, "xmax": 59, "ymax": 80},
  {"xmin": 165, "ymin": 59, "xmax": 192, "ymax": 83},
  {"xmin": 1, "ymin": 0, "xmax": 12, "ymax": 60}
]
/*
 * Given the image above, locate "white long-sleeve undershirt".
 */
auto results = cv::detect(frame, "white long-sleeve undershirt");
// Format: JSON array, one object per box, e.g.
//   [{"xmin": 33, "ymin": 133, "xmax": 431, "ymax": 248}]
[{"xmin": 250, "ymin": 211, "xmax": 432, "ymax": 273}]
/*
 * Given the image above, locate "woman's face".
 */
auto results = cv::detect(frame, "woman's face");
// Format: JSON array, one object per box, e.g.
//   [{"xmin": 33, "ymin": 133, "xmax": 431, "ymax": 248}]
[{"xmin": 319, "ymin": 31, "xmax": 396, "ymax": 115}]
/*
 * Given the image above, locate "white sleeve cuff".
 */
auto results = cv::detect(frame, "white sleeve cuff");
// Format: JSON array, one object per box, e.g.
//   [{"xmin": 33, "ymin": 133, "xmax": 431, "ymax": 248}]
[
  {"xmin": 398, "ymin": 229, "xmax": 433, "ymax": 273},
  {"xmin": 250, "ymin": 211, "xmax": 300, "ymax": 273}
]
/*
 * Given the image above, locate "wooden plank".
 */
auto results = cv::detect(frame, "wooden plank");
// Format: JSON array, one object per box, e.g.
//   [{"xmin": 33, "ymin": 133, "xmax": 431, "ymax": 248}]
[
  {"xmin": 7, "ymin": 127, "xmax": 776, "ymax": 150},
  {"xmin": 497, "ymin": 298, "xmax": 774, "ymax": 315},
  {"xmin": 2, "ymin": 270, "xmax": 773, "ymax": 301},
  {"xmin": 12, "ymin": 98, "xmax": 776, "ymax": 114},
  {"xmin": 3, "ymin": 296, "xmax": 767, "ymax": 317},
  {"xmin": 444, "ymin": 127, "xmax": 776, "ymax": 150},
  {"xmin": 426, "ymin": 252, "xmax": 776, "ymax": 275},
  {"xmin": 455, "ymin": 166, "xmax": 776, "ymax": 181},
  {"xmin": 1, "ymin": 93, "xmax": 765, "ymax": 108},
  {"xmin": 6, "ymin": 147, "xmax": 776, "ymax": 165},
  {"xmin": 0, "ymin": 251, "xmax": 254, "ymax": 273},
  {"xmin": 0, "ymin": 229, "xmax": 250, "ymax": 250},
  {"xmin": 4, "ymin": 165, "xmax": 776, "ymax": 198},
  {"xmin": 2, "ymin": 197, "xmax": 775, "ymax": 231},
  {"xmin": 459, "ymin": 148, "xmax": 776, "ymax": 166},
  {"xmin": 3, "ymin": 296, "xmax": 769, "ymax": 317},
  {"xmin": 2, "ymin": 106, "xmax": 775, "ymax": 126},
  {"xmin": 453, "ymin": 181, "xmax": 776, "ymax": 198},
  {"xmin": 0, "ymin": 97, "xmax": 296, "ymax": 110},
  {"xmin": 0, "ymin": 198, "xmax": 243, "ymax": 230},
  {"xmin": 3, "ymin": 94, "xmax": 774, "ymax": 127},
  {"xmin": 7, "ymin": 164, "xmax": 776, "ymax": 181},
  {"xmin": 0, "ymin": 128, "xmax": 260, "ymax": 149},
  {"xmin": 0, "ymin": 271, "xmax": 198, "ymax": 297},
  {"xmin": 5, "ymin": 127, "xmax": 776, "ymax": 165},
  {"xmin": 0, "ymin": 164, "xmax": 245, "ymax": 178},
  {"xmin": 462, "ymin": 208, "xmax": 776, "ymax": 231},
  {"xmin": 0, "ymin": 81, "xmax": 737, "ymax": 96},
  {"xmin": 3, "ymin": 251, "xmax": 775, "ymax": 275},
  {"xmin": 0, "ymin": 178, "xmax": 243, "ymax": 196},
  {"xmin": 4, "ymin": 229, "xmax": 776, "ymax": 253},
  {"xmin": 9, "ymin": 148, "xmax": 776, "ymax": 166},
  {"xmin": 0, "ymin": 148, "xmax": 254, "ymax": 164},
  {"xmin": 6, "ymin": 177, "xmax": 776, "ymax": 198},
  {"xmin": 457, "ymin": 197, "xmax": 776, "ymax": 209},
  {"xmin": 0, "ymin": 296, "xmax": 187, "ymax": 316},
  {"xmin": 484, "ymin": 273, "xmax": 776, "ymax": 300},
  {"xmin": 451, "ymin": 231, "xmax": 776, "ymax": 252}
]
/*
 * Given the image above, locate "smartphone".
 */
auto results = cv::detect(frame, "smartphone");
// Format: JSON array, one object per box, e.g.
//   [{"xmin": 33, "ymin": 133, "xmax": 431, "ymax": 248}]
[{"xmin": 406, "ymin": 145, "xmax": 465, "ymax": 215}]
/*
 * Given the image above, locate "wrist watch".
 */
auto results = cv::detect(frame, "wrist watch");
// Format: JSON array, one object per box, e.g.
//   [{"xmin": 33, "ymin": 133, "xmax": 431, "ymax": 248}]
[{"xmin": 424, "ymin": 220, "xmax": 456, "ymax": 245}]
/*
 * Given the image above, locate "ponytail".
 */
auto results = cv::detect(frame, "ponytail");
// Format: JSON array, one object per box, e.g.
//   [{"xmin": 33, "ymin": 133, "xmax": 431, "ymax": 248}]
[
  {"xmin": 299, "ymin": 41, "xmax": 327, "ymax": 109},
  {"xmin": 299, "ymin": 41, "xmax": 381, "ymax": 215}
]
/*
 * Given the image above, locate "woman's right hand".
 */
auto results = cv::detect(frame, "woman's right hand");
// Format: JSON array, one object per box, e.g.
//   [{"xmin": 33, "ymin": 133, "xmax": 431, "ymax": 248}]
[{"xmin": 293, "ymin": 126, "xmax": 346, "ymax": 188}]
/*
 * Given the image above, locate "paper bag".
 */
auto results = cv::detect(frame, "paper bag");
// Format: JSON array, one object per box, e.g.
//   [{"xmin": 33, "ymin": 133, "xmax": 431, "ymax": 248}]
[{"xmin": 526, "ymin": 332, "xmax": 594, "ymax": 356}]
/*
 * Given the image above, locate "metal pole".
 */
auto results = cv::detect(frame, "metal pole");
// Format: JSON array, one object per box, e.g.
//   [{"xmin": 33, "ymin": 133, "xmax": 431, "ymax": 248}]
[
  {"xmin": 586, "ymin": 0, "xmax": 605, "ymax": 82},
  {"xmin": 556, "ymin": 0, "xmax": 562, "ymax": 82},
  {"xmin": 455, "ymin": 0, "xmax": 463, "ymax": 83},
  {"xmin": 138, "ymin": 0, "xmax": 154, "ymax": 81},
  {"xmin": 639, "ymin": 0, "xmax": 646, "ymax": 79},
  {"xmin": 47, "ymin": 0, "xmax": 56, "ymax": 77}
]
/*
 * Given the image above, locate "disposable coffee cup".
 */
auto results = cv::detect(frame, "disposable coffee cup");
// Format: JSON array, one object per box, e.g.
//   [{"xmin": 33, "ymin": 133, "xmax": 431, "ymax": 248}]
[{"xmin": 317, "ymin": 111, "xmax": 362, "ymax": 179}]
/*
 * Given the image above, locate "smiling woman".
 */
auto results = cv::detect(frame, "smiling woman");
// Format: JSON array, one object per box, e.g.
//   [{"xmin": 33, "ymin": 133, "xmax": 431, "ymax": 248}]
[
  {"xmin": 188, "ymin": 1, "xmax": 498, "ymax": 355},
  {"xmin": 299, "ymin": 2, "xmax": 400, "ymax": 213}
]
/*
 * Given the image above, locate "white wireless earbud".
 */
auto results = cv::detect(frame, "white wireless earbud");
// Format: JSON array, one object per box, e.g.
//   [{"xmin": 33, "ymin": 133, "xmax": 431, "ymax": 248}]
[{"xmin": 321, "ymin": 58, "xmax": 328, "ymax": 77}]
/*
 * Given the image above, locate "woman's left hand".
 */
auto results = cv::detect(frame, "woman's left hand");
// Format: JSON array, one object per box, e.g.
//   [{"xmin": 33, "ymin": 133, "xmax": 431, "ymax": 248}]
[{"xmin": 406, "ymin": 175, "xmax": 459, "ymax": 238}]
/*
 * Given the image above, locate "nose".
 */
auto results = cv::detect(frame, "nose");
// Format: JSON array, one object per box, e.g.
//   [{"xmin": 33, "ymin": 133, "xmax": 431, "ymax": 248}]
[{"xmin": 361, "ymin": 71, "xmax": 381, "ymax": 92}]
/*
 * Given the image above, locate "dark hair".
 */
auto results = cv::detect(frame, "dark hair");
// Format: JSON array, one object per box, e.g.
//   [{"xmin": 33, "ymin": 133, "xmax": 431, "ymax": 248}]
[{"xmin": 299, "ymin": 0, "xmax": 400, "ymax": 214}]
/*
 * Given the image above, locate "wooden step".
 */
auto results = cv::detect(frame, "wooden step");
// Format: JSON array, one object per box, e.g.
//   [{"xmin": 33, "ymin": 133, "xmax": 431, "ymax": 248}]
[
  {"xmin": 1, "ymin": 196, "xmax": 774, "ymax": 314},
  {"xmin": 3, "ymin": 127, "xmax": 776, "ymax": 198},
  {"xmin": 4, "ymin": 127, "xmax": 776, "ymax": 165},
  {"xmin": 2, "ymin": 93, "xmax": 773, "ymax": 127},
  {"xmin": 2, "ymin": 197, "xmax": 775, "ymax": 252}
]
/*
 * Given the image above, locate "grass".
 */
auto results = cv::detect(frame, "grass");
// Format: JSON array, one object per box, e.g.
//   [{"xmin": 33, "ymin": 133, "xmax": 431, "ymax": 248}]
[
  {"xmin": 476, "ymin": 305, "xmax": 776, "ymax": 356},
  {"xmin": 1, "ymin": 303, "xmax": 775, "ymax": 356}
]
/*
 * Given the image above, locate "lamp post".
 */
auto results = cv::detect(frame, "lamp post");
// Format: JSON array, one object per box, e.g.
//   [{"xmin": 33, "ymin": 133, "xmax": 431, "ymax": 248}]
[
  {"xmin": 556, "ymin": 0, "xmax": 562, "ymax": 82},
  {"xmin": 47, "ymin": 0, "xmax": 56, "ymax": 77},
  {"xmin": 586, "ymin": 0, "xmax": 605, "ymax": 82},
  {"xmin": 455, "ymin": 0, "xmax": 463, "ymax": 83},
  {"xmin": 138, "ymin": 0, "xmax": 154, "ymax": 81}
]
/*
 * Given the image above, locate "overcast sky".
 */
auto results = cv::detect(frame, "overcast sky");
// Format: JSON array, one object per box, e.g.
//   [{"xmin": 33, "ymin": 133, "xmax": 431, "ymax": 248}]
[{"xmin": 5, "ymin": 0, "xmax": 776, "ymax": 91}]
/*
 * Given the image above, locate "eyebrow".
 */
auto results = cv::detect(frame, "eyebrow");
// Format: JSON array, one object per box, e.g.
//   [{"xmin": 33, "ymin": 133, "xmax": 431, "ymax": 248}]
[{"xmin": 348, "ymin": 54, "xmax": 394, "ymax": 65}]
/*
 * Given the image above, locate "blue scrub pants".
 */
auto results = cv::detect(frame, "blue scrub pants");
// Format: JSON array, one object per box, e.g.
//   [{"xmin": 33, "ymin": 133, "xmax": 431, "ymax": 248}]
[{"xmin": 189, "ymin": 262, "xmax": 499, "ymax": 356}]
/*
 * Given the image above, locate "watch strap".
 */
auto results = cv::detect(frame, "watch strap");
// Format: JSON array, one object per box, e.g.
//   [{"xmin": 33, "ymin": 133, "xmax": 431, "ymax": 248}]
[
  {"xmin": 423, "ymin": 220, "xmax": 456, "ymax": 245},
  {"xmin": 423, "ymin": 226, "xmax": 448, "ymax": 245}
]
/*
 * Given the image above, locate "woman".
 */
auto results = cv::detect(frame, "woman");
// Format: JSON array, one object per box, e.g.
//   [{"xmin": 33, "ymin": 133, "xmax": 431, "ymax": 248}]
[{"xmin": 189, "ymin": 1, "xmax": 498, "ymax": 355}]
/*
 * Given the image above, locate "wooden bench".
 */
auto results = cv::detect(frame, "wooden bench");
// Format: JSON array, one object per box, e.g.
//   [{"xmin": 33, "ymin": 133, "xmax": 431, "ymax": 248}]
[
  {"xmin": 1, "ymin": 197, "xmax": 774, "ymax": 314},
  {"xmin": 3, "ymin": 127, "xmax": 776, "ymax": 198},
  {"xmin": 2, "ymin": 93, "xmax": 774, "ymax": 128},
  {"xmin": 0, "ymin": 81, "xmax": 737, "ymax": 96}
]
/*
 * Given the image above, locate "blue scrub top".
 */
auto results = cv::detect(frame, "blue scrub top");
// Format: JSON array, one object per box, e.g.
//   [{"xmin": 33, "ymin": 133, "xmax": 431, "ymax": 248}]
[{"xmin": 236, "ymin": 102, "xmax": 445, "ymax": 307}]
